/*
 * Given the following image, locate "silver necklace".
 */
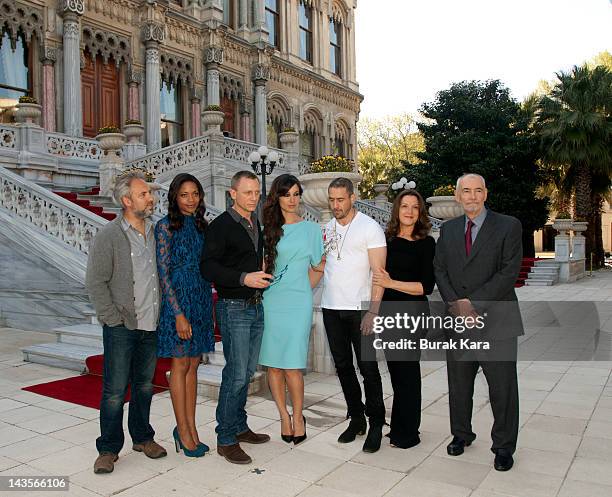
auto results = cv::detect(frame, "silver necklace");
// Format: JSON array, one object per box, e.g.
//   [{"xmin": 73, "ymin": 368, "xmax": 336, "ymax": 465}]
[{"xmin": 334, "ymin": 210, "xmax": 356, "ymax": 261}]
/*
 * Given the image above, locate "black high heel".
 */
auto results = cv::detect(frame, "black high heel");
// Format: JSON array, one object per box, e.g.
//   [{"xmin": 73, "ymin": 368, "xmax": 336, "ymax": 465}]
[
  {"xmin": 281, "ymin": 414, "xmax": 293, "ymax": 443},
  {"xmin": 293, "ymin": 415, "xmax": 307, "ymax": 445}
]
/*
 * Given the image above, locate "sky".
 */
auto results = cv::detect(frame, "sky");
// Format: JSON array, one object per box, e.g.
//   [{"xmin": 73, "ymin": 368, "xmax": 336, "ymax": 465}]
[{"xmin": 355, "ymin": 0, "xmax": 612, "ymax": 119}]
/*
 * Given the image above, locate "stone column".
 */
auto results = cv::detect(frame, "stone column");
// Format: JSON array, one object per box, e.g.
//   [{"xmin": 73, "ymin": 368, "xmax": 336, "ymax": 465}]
[
  {"xmin": 142, "ymin": 22, "xmax": 165, "ymax": 152},
  {"xmin": 252, "ymin": 64, "xmax": 269, "ymax": 146},
  {"xmin": 59, "ymin": 0, "xmax": 84, "ymax": 137},
  {"xmin": 41, "ymin": 47, "xmax": 57, "ymax": 132},
  {"xmin": 238, "ymin": 0, "xmax": 248, "ymax": 32},
  {"xmin": 127, "ymin": 65, "xmax": 143, "ymax": 121},
  {"xmin": 204, "ymin": 47, "xmax": 223, "ymax": 107},
  {"xmin": 254, "ymin": 0, "xmax": 266, "ymax": 31},
  {"xmin": 191, "ymin": 89, "xmax": 202, "ymax": 137},
  {"xmin": 240, "ymin": 96, "xmax": 251, "ymax": 142}
]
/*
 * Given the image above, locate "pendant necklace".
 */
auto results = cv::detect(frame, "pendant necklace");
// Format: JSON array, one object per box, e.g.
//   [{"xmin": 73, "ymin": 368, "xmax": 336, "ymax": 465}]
[{"xmin": 334, "ymin": 209, "xmax": 356, "ymax": 261}]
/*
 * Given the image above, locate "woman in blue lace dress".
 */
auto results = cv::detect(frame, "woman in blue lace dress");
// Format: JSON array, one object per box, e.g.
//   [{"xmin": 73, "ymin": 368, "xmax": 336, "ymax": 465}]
[{"xmin": 155, "ymin": 173, "xmax": 214, "ymax": 457}]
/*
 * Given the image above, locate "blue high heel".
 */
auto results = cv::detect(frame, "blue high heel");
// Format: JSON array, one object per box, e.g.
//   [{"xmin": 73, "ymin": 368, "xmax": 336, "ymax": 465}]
[{"xmin": 173, "ymin": 427, "xmax": 206, "ymax": 457}]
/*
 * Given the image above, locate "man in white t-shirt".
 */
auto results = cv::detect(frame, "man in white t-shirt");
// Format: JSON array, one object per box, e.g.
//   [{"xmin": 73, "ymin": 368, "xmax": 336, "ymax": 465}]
[{"xmin": 321, "ymin": 177, "xmax": 387, "ymax": 453}]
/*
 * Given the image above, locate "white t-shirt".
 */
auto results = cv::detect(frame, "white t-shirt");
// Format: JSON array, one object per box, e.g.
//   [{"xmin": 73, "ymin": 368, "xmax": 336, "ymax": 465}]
[{"xmin": 321, "ymin": 211, "xmax": 386, "ymax": 310}]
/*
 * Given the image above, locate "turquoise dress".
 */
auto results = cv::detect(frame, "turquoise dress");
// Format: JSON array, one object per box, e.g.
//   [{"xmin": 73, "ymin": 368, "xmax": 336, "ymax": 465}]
[{"xmin": 259, "ymin": 221, "xmax": 324, "ymax": 369}]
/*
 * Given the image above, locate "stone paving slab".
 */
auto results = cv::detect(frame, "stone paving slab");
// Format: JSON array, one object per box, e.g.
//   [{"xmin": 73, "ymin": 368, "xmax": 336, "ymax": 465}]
[{"xmin": 0, "ymin": 271, "xmax": 611, "ymax": 496}]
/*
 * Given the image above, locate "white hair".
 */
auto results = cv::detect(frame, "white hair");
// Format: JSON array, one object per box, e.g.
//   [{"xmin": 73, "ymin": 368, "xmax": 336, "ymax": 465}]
[
  {"xmin": 113, "ymin": 170, "xmax": 147, "ymax": 208},
  {"xmin": 456, "ymin": 173, "xmax": 487, "ymax": 191}
]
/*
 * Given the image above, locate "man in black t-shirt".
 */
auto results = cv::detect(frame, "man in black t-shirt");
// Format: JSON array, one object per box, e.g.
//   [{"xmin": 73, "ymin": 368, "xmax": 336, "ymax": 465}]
[{"xmin": 201, "ymin": 171, "xmax": 272, "ymax": 465}]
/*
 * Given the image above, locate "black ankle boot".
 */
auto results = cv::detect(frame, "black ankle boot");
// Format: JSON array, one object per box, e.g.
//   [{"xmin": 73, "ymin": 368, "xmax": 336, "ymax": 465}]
[
  {"xmin": 362, "ymin": 424, "xmax": 383, "ymax": 453},
  {"xmin": 337, "ymin": 415, "xmax": 367, "ymax": 443}
]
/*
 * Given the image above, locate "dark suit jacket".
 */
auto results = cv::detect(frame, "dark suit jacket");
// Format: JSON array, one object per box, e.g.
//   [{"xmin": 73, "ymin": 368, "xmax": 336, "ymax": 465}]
[{"xmin": 433, "ymin": 210, "xmax": 524, "ymax": 339}]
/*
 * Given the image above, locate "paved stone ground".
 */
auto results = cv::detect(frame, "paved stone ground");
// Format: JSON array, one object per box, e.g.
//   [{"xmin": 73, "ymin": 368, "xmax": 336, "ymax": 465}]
[{"xmin": 0, "ymin": 271, "xmax": 611, "ymax": 496}]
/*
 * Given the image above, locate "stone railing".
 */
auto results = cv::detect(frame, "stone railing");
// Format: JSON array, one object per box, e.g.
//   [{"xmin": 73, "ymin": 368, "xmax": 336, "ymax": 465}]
[
  {"xmin": 125, "ymin": 136, "xmax": 210, "ymax": 178},
  {"xmin": 46, "ymin": 132, "xmax": 102, "ymax": 160},
  {"xmin": 154, "ymin": 184, "xmax": 223, "ymax": 222},
  {"xmin": 223, "ymin": 137, "xmax": 288, "ymax": 170},
  {"xmin": 0, "ymin": 165, "xmax": 105, "ymax": 254},
  {"xmin": 0, "ymin": 125, "xmax": 18, "ymax": 149}
]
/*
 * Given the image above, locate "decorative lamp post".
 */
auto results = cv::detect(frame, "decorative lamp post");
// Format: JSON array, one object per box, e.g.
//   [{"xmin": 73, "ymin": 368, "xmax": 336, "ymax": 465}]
[{"xmin": 248, "ymin": 145, "xmax": 279, "ymax": 202}]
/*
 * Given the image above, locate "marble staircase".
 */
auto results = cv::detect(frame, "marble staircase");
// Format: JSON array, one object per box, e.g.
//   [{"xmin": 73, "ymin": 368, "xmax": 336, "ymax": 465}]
[
  {"xmin": 21, "ymin": 312, "xmax": 265, "ymax": 399},
  {"xmin": 525, "ymin": 260, "xmax": 561, "ymax": 286}
]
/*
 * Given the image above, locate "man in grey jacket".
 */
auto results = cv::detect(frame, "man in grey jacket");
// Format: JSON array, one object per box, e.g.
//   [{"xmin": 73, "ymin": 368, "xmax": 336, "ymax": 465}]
[
  {"xmin": 86, "ymin": 170, "xmax": 166, "ymax": 474},
  {"xmin": 433, "ymin": 173, "xmax": 523, "ymax": 472}
]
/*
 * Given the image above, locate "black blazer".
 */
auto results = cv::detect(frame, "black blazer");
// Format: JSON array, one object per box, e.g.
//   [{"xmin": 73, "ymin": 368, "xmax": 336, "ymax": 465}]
[{"xmin": 433, "ymin": 210, "xmax": 524, "ymax": 339}]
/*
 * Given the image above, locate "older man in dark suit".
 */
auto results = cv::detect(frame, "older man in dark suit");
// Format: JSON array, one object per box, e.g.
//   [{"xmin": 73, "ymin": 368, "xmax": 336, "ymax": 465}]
[{"xmin": 433, "ymin": 173, "xmax": 523, "ymax": 472}]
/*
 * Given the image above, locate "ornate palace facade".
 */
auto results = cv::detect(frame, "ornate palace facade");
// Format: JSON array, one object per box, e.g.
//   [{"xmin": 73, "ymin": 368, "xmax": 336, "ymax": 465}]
[{"xmin": 0, "ymin": 0, "xmax": 361, "ymax": 166}]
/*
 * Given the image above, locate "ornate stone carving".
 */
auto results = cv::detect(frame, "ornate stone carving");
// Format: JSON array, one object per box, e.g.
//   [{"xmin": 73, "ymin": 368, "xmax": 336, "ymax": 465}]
[
  {"xmin": 40, "ymin": 46, "xmax": 57, "ymax": 64},
  {"xmin": 239, "ymin": 95, "xmax": 251, "ymax": 115},
  {"xmin": 63, "ymin": 19, "xmax": 80, "ymax": 39},
  {"xmin": 220, "ymin": 72, "xmax": 243, "ymax": 101},
  {"xmin": 252, "ymin": 63, "xmax": 270, "ymax": 82},
  {"xmin": 82, "ymin": 25, "xmax": 131, "ymax": 67},
  {"xmin": 267, "ymin": 97, "xmax": 290, "ymax": 126},
  {"xmin": 204, "ymin": 46, "xmax": 224, "ymax": 65},
  {"xmin": 0, "ymin": 0, "xmax": 44, "ymax": 48},
  {"xmin": 160, "ymin": 52, "xmax": 195, "ymax": 88},
  {"xmin": 141, "ymin": 21, "xmax": 165, "ymax": 45},
  {"xmin": 59, "ymin": 0, "xmax": 85, "ymax": 16},
  {"xmin": 190, "ymin": 86, "xmax": 203, "ymax": 102},
  {"xmin": 127, "ymin": 63, "xmax": 144, "ymax": 85},
  {"xmin": 145, "ymin": 48, "xmax": 160, "ymax": 64}
]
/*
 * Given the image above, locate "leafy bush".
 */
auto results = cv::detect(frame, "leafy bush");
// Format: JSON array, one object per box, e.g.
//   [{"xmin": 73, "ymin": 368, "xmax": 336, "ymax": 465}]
[
  {"xmin": 309, "ymin": 155, "xmax": 354, "ymax": 173},
  {"xmin": 98, "ymin": 125, "xmax": 121, "ymax": 134},
  {"xmin": 433, "ymin": 184, "xmax": 456, "ymax": 196}
]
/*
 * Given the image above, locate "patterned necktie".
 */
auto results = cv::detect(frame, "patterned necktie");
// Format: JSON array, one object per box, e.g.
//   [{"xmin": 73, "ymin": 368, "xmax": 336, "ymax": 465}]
[{"xmin": 465, "ymin": 219, "xmax": 474, "ymax": 256}]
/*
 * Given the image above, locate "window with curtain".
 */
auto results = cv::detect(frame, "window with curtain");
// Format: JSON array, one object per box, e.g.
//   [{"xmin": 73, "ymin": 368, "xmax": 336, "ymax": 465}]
[
  {"xmin": 0, "ymin": 31, "xmax": 30, "ymax": 123},
  {"xmin": 298, "ymin": 1, "xmax": 313, "ymax": 63},
  {"xmin": 222, "ymin": 0, "xmax": 236, "ymax": 29},
  {"xmin": 329, "ymin": 18, "xmax": 341, "ymax": 76},
  {"xmin": 160, "ymin": 79, "xmax": 183, "ymax": 148},
  {"xmin": 265, "ymin": 0, "xmax": 280, "ymax": 49}
]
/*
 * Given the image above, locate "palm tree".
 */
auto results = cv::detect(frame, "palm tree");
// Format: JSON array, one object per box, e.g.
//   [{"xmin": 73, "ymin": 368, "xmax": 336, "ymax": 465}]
[{"xmin": 536, "ymin": 64, "xmax": 612, "ymax": 267}]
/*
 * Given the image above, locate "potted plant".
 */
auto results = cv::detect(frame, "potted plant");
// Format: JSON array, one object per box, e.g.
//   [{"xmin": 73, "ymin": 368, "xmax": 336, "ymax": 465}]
[
  {"xmin": 426, "ymin": 184, "xmax": 463, "ymax": 220},
  {"xmin": 552, "ymin": 211, "xmax": 573, "ymax": 235},
  {"xmin": 122, "ymin": 119, "xmax": 144, "ymax": 144},
  {"xmin": 121, "ymin": 166, "xmax": 155, "ymax": 183},
  {"xmin": 15, "ymin": 95, "xmax": 42, "ymax": 124},
  {"xmin": 202, "ymin": 104, "xmax": 225, "ymax": 133},
  {"xmin": 298, "ymin": 155, "xmax": 361, "ymax": 222},
  {"xmin": 96, "ymin": 125, "xmax": 126, "ymax": 155}
]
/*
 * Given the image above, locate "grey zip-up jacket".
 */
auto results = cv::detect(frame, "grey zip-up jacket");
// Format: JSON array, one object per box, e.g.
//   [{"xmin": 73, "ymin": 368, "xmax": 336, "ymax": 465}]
[{"xmin": 86, "ymin": 217, "xmax": 150, "ymax": 329}]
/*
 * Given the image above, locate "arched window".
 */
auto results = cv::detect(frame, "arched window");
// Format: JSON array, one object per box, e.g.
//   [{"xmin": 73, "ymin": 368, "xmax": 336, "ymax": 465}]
[
  {"xmin": 298, "ymin": 0, "xmax": 313, "ymax": 63},
  {"xmin": 265, "ymin": 0, "xmax": 280, "ymax": 49},
  {"xmin": 333, "ymin": 119, "xmax": 350, "ymax": 157},
  {"xmin": 300, "ymin": 109, "xmax": 322, "ymax": 166},
  {"xmin": 0, "ymin": 30, "xmax": 30, "ymax": 122},
  {"xmin": 267, "ymin": 96, "xmax": 289, "ymax": 148},
  {"xmin": 329, "ymin": 18, "xmax": 341, "ymax": 77},
  {"xmin": 160, "ymin": 79, "xmax": 183, "ymax": 148}
]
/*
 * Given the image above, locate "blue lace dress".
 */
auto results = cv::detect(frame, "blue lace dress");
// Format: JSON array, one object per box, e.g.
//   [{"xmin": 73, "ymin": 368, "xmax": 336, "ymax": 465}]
[{"xmin": 155, "ymin": 215, "xmax": 215, "ymax": 357}]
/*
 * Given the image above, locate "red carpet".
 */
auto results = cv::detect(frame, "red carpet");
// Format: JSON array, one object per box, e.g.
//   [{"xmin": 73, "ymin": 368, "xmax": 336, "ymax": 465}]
[
  {"xmin": 22, "ymin": 375, "xmax": 166, "ymax": 410},
  {"xmin": 22, "ymin": 357, "xmax": 171, "ymax": 409}
]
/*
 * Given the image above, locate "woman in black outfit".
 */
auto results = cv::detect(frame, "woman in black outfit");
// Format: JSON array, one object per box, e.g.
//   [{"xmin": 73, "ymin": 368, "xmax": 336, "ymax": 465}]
[{"xmin": 373, "ymin": 189, "xmax": 435, "ymax": 449}]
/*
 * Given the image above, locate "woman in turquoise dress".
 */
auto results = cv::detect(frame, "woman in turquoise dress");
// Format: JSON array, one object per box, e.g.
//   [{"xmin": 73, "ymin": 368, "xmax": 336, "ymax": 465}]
[
  {"xmin": 260, "ymin": 174, "xmax": 324, "ymax": 445},
  {"xmin": 155, "ymin": 173, "xmax": 214, "ymax": 458}
]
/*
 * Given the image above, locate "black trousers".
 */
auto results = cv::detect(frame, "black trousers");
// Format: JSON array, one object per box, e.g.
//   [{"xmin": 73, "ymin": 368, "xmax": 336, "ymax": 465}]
[
  {"xmin": 384, "ymin": 358, "xmax": 421, "ymax": 447},
  {"xmin": 446, "ymin": 338, "xmax": 519, "ymax": 454},
  {"xmin": 322, "ymin": 308, "xmax": 385, "ymax": 425}
]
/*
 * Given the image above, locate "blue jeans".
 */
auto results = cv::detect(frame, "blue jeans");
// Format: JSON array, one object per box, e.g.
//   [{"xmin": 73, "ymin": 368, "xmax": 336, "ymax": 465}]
[
  {"xmin": 96, "ymin": 325, "xmax": 158, "ymax": 455},
  {"xmin": 215, "ymin": 299, "xmax": 264, "ymax": 446}
]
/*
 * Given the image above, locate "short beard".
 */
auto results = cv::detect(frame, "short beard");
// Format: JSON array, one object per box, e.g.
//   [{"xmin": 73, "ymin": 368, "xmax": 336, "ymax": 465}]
[{"xmin": 134, "ymin": 206, "xmax": 154, "ymax": 219}]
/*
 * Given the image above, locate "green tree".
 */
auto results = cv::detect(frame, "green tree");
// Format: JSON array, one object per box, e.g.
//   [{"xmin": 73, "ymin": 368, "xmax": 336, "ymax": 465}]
[
  {"xmin": 357, "ymin": 114, "xmax": 424, "ymax": 198},
  {"xmin": 535, "ymin": 64, "xmax": 612, "ymax": 267},
  {"xmin": 408, "ymin": 80, "xmax": 549, "ymax": 257}
]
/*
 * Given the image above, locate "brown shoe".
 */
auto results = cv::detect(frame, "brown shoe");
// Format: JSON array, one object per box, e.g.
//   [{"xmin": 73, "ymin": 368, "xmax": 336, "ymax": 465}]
[
  {"xmin": 236, "ymin": 429, "xmax": 270, "ymax": 444},
  {"xmin": 132, "ymin": 440, "xmax": 167, "ymax": 459},
  {"xmin": 93, "ymin": 452, "xmax": 118, "ymax": 474},
  {"xmin": 217, "ymin": 443, "xmax": 252, "ymax": 464}
]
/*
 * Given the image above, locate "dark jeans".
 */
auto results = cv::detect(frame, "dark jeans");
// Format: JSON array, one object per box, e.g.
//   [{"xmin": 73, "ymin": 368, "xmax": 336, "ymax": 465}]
[
  {"xmin": 215, "ymin": 299, "xmax": 264, "ymax": 446},
  {"xmin": 322, "ymin": 308, "xmax": 385, "ymax": 425},
  {"xmin": 96, "ymin": 325, "xmax": 157, "ymax": 455}
]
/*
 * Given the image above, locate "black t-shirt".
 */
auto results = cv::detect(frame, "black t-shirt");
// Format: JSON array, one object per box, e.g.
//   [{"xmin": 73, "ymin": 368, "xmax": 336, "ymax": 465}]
[{"xmin": 382, "ymin": 235, "xmax": 436, "ymax": 302}]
